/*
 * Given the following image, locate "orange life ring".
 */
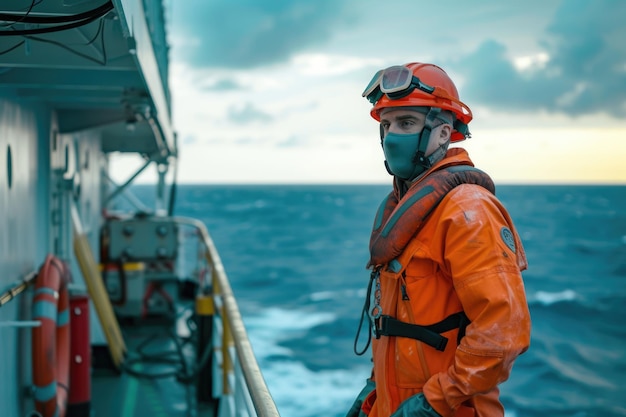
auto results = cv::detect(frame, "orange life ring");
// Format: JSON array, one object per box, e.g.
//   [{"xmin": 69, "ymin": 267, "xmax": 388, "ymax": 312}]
[{"xmin": 32, "ymin": 255, "xmax": 71, "ymax": 417}]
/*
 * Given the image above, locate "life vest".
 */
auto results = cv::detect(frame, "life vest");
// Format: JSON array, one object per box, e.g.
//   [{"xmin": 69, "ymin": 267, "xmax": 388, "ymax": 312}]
[
  {"xmin": 357, "ymin": 164, "xmax": 495, "ymax": 353},
  {"xmin": 369, "ymin": 164, "xmax": 495, "ymax": 265}
]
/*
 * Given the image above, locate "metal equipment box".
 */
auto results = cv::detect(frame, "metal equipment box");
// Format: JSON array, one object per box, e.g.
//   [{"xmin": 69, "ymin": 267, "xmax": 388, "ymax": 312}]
[{"xmin": 106, "ymin": 216, "xmax": 179, "ymax": 262}]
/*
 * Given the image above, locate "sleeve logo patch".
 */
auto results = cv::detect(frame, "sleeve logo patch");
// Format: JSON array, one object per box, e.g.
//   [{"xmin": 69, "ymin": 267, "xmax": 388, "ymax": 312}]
[{"xmin": 500, "ymin": 226, "xmax": 516, "ymax": 253}]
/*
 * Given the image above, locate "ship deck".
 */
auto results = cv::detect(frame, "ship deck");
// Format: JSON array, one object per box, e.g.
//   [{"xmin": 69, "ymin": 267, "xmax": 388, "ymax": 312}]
[{"xmin": 90, "ymin": 309, "xmax": 218, "ymax": 417}]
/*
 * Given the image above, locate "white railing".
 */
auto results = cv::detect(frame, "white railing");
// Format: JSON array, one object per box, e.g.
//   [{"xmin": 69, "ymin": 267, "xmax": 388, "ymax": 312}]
[{"xmin": 175, "ymin": 217, "xmax": 281, "ymax": 417}]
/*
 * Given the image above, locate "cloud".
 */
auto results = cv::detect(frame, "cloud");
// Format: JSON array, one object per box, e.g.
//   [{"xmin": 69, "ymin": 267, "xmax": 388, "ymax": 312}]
[
  {"xmin": 542, "ymin": 0, "xmax": 626, "ymax": 116},
  {"xmin": 200, "ymin": 78, "xmax": 243, "ymax": 91},
  {"xmin": 292, "ymin": 54, "xmax": 383, "ymax": 77},
  {"xmin": 168, "ymin": 0, "xmax": 626, "ymax": 125},
  {"xmin": 233, "ymin": 136, "xmax": 261, "ymax": 145},
  {"xmin": 227, "ymin": 103, "xmax": 273, "ymax": 124},
  {"xmin": 170, "ymin": 0, "xmax": 353, "ymax": 69},
  {"xmin": 455, "ymin": 40, "xmax": 569, "ymax": 110},
  {"xmin": 276, "ymin": 135, "xmax": 310, "ymax": 148},
  {"xmin": 181, "ymin": 134, "xmax": 197, "ymax": 145},
  {"xmin": 456, "ymin": 0, "xmax": 626, "ymax": 117}
]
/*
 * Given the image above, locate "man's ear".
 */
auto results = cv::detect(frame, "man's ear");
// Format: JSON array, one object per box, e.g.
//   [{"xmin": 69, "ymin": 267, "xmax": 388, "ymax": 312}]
[{"xmin": 438, "ymin": 124, "xmax": 452, "ymax": 145}]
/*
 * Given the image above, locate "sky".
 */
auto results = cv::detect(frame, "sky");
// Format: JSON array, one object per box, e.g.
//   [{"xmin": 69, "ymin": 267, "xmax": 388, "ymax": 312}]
[{"xmin": 118, "ymin": 0, "xmax": 626, "ymax": 185}]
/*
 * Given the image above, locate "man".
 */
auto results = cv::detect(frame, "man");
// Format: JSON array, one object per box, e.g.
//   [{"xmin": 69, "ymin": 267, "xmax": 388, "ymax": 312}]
[{"xmin": 348, "ymin": 63, "xmax": 531, "ymax": 417}]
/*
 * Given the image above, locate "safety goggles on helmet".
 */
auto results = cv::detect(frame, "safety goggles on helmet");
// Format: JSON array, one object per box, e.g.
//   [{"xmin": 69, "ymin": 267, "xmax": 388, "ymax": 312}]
[{"xmin": 362, "ymin": 65, "xmax": 436, "ymax": 105}]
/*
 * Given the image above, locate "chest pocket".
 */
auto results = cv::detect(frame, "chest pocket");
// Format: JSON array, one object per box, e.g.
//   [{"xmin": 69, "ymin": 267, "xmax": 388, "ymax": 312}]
[
  {"xmin": 402, "ymin": 255, "xmax": 463, "ymax": 324},
  {"xmin": 405, "ymin": 254, "xmax": 438, "ymax": 278}
]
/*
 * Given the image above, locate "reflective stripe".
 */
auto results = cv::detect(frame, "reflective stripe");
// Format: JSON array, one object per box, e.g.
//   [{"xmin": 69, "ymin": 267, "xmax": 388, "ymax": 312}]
[
  {"xmin": 382, "ymin": 185, "xmax": 434, "ymax": 238},
  {"xmin": 35, "ymin": 287, "xmax": 58, "ymax": 298},
  {"xmin": 373, "ymin": 194, "xmax": 390, "ymax": 231},
  {"xmin": 33, "ymin": 300, "xmax": 57, "ymax": 321},
  {"xmin": 388, "ymin": 259, "xmax": 402, "ymax": 273},
  {"xmin": 57, "ymin": 307, "xmax": 70, "ymax": 326},
  {"xmin": 34, "ymin": 380, "xmax": 56, "ymax": 402}
]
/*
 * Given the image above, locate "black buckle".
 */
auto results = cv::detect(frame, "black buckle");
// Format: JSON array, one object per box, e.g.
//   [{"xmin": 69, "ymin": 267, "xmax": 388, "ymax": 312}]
[{"xmin": 376, "ymin": 315, "xmax": 449, "ymax": 352}]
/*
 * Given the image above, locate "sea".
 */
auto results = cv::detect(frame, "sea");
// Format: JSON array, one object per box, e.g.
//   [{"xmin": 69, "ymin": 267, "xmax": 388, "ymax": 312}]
[{"xmin": 135, "ymin": 183, "xmax": 626, "ymax": 417}]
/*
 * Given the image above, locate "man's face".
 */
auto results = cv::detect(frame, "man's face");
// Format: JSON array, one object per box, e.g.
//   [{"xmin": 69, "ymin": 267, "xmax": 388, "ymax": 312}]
[{"xmin": 379, "ymin": 108, "xmax": 444, "ymax": 157}]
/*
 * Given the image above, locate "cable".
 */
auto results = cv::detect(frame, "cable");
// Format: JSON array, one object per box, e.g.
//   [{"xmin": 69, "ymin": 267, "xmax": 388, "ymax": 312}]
[
  {"xmin": 0, "ymin": 0, "xmax": 38, "ymax": 28},
  {"xmin": 122, "ymin": 330, "xmax": 187, "ymax": 379},
  {"xmin": 0, "ymin": 10, "xmax": 109, "ymax": 36},
  {"xmin": 0, "ymin": 40, "xmax": 24, "ymax": 56},
  {"xmin": 12, "ymin": 17, "xmax": 108, "ymax": 65},
  {"xmin": 120, "ymin": 308, "xmax": 214, "ymax": 384},
  {"xmin": 0, "ymin": 1, "xmax": 112, "ymax": 24},
  {"xmin": 0, "ymin": 1, "xmax": 113, "ymax": 37},
  {"xmin": 84, "ymin": 17, "xmax": 104, "ymax": 46},
  {"xmin": 0, "ymin": 6, "xmax": 108, "ymax": 62},
  {"xmin": 22, "ymin": 31, "xmax": 106, "ymax": 65}
]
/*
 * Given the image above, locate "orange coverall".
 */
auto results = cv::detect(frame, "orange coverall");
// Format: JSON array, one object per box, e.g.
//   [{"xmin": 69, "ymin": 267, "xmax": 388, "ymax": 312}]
[{"xmin": 364, "ymin": 149, "xmax": 531, "ymax": 417}]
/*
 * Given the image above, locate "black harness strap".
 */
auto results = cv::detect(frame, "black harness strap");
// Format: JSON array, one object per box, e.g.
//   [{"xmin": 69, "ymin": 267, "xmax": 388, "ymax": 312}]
[{"xmin": 375, "ymin": 311, "xmax": 470, "ymax": 352}]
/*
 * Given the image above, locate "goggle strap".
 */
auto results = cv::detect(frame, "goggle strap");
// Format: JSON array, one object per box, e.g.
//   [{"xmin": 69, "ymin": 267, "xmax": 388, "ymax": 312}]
[{"xmin": 367, "ymin": 88, "xmax": 383, "ymax": 105}]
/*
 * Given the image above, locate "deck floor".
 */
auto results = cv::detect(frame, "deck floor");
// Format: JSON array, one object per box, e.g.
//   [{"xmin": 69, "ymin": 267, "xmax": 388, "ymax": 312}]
[{"xmin": 90, "ymin": 313, "xmax": 218, "ymax": 417}]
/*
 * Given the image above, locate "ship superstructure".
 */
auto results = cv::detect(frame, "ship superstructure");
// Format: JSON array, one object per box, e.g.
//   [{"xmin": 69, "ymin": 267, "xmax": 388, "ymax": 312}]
[{"xmin": 0, "ymin": 1, "xmax": 279, "ymax": 416}]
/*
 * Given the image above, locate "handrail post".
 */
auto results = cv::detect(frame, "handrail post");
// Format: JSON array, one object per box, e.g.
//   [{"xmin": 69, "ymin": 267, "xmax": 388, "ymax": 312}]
[
  {"xmin": 222, "ymin": 302, "xmax": 233, "ymax": 395},
  {"xmin": 196, "ymin": 291, "xmax": 216, "ymax": 404},
  {"xmin": 173, "ymin": 217, "xmax": 281, "ymax": 417}
]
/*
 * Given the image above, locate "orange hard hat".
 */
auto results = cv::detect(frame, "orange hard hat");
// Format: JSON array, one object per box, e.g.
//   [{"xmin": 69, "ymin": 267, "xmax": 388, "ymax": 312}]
[{"xmin": 367, "ymin": 63, "xmax": 473, "ymax": 142}]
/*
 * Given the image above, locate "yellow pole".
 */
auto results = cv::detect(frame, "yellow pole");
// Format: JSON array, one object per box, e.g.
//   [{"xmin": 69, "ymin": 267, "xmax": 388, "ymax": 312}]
[{"xmin": 71, "ymin": 202, "xmax": 126, "ymax": 369}]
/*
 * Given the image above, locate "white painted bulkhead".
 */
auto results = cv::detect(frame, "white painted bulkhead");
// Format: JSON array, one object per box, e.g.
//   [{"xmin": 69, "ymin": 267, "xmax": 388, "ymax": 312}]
[{"xmin": 0, "ymin": 95, "xmax": 106, "ymax": 416}]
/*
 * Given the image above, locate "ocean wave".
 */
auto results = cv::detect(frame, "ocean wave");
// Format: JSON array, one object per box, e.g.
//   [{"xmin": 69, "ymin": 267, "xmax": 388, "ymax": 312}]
[
  {"xmin": 224, "ymin": 199, "xmax": 269, "ymax": 212},
  {"xmin": 569, "ymin": 237, "xmax": 624, "ymax": 255},
  {"xmin": 504, "ymin": 360, "xmax": 620, "ymax": 414},
  {"xmin": 540, "ymin": 348, "xmax": 617, "ymax": 390},
  {"xmin": 259, "ymin": 359, "xmax": 371, "ymax": 417},
  {"xmin": 308, "ymin": 288, "xmax": 364, "ymax": 302},
  {"xmin": 528, "ymin": 289, "xmax": 578, "ymax": 306},
  {"xmin": 241, "ymin": 307, "xmax": 337, "ymax": 361},
  {"xmin": 245, "ymin": 307, "xmax": 336, "ymax": 333},
  {"xmin": 528, "ymin": 290, "xmax": 626, "ymax": 321}
]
